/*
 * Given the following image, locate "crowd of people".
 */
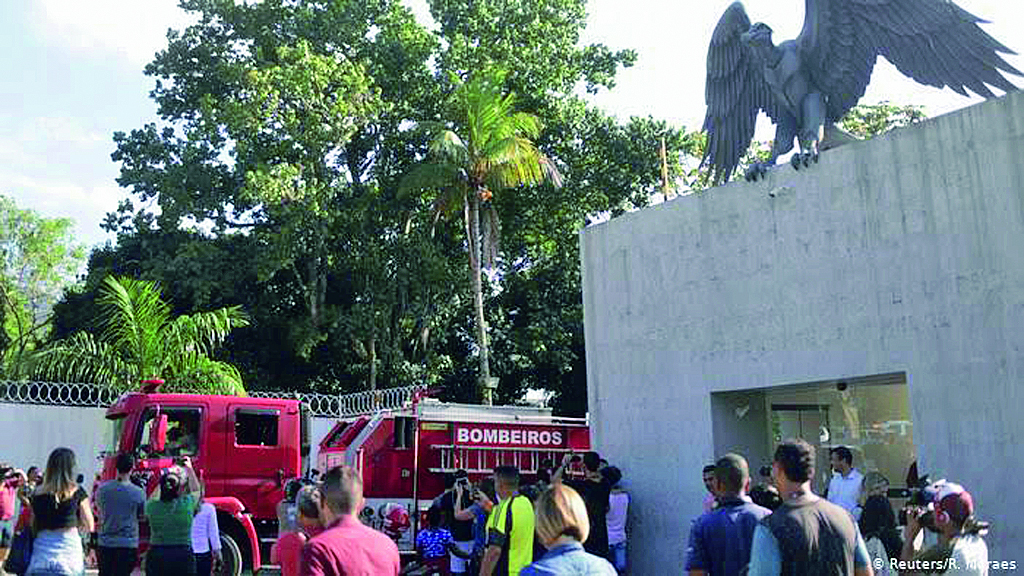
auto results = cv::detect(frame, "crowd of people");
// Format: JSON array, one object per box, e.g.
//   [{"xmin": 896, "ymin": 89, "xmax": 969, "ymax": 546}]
[
  {"xmin": 0, "ymin": 439, "xmax": 993, "ymax": 576},
  {"xmin": 686, "ymin": 439, "xmax": 992, "ymax": 576},
  {"xmin": 415, "ymin": 450, "xmax": 629, "ymax": 576},
  {"xmin": 0, "ymin": 446, "xmax": 629, "ymax": 576}
]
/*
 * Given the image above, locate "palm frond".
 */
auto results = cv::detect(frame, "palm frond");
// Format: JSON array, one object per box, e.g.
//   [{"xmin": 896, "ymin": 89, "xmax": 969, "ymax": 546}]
[
  {"xmin": 98, "ymin": 276, "xmax": 170, "ymax": 374},
  {"xmin": 166, "ymin": 352, "xmax": 247, "ymax": 396},
  {"xmin": 428, "ymin": 131, "xmax": 470, "ymax": 166},
  {"xmin": 539, "ymin": 155, "xmax": 564, "ymax": 189},
  {"xmin": 397, "ymin": 162, "xmax": 463, "ymax": 198},
  {"xmin": 411, "ymin": 121, "xmax": 449, "ymax": 140},
  {"xmin": 507, "ymin": 112, "xmax": 543, "ymax": 140},
  {"xmin": 484, "ymin": 137, "xmax": 547, "ymax": 189},
  {"xmin": 24, "ymin": 332, "xmax": 136, "ymax": 388},
  {"xmin": 162, "ymin": 307, "xmax": 250, "ymax": 359}
]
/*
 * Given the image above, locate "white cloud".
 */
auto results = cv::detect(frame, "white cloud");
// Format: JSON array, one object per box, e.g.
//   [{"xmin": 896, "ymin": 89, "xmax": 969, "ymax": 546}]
[
  {"xmin": 20, "ymin": 116, "xmax": 106, "ymax": 147},
  {"xmin": 32, "ymin": 0, "xmax": 195, "ymax": 66},
  {"xmin": 1, "ymin": 171, "xmax": 120, "ymax": 249}
]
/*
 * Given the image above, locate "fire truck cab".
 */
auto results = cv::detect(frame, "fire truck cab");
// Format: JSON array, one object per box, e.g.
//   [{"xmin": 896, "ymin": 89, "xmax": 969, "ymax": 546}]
[{"xmin": 100, "ymin": 383, "xmax": 311, "ymax": 576}]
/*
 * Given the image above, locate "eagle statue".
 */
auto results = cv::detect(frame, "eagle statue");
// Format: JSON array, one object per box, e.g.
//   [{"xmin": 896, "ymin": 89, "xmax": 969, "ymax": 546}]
[{"xmin": 701, "ymin": 0, "xmax": 1021, "ymax": 183}]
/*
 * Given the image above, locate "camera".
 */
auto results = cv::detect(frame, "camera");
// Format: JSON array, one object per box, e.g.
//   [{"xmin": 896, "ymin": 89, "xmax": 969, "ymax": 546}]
[
  {"xmin": 898, "ymin": 505, "xmax": 936, "ymax": 529},
  {"xmin": 898, "ymin": 475, "xmax": 935, "ymax": 528},
  {"xmin": 759, "ymin": 465, "xmax": 772, "ymax": 478},
  {"xmin": 0, "ymin": 465, "xmax": 13, "ymax": 479}
]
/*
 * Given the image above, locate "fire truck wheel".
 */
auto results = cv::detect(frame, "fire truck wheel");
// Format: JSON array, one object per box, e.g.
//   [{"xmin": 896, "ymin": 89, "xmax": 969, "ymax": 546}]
[{"xmin": 217, "ymin": 531, "xmax": 244, "ymax": 576}]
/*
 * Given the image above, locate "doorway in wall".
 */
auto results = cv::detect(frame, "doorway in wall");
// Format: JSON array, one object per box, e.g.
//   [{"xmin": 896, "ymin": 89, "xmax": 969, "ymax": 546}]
[{"xmin": 711, "ymin": 372, "xmax": 917, "ymax": 496}]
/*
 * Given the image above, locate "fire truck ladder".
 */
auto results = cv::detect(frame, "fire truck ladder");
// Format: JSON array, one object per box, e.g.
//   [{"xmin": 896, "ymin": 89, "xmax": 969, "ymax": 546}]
[
  {"xmin": 344, "ymin": 410, "xmax": 386, "ymax": 468},
  {"xmin": 428, "ymin": 445, "xmax": 579, "ymax": 475}
]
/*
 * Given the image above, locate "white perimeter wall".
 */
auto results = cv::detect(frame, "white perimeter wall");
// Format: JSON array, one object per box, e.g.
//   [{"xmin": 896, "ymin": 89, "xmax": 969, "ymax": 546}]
[
  {"xmin": 582, "ymin": 91, "xmax": 1024, "ymax": 570},
  {"xmin": 0, "ymin": 403, "xmax": 109, "ymax": 484}
]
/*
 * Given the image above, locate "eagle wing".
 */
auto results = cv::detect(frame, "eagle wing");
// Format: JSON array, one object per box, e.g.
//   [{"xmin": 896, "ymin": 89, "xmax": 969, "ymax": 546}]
[
  {"xmin": 800, "ymin": 0, "xmax": 1021, "ymax": 122},
  {"xmin": 702, "ymin": 2, "xmax": 781, "ymax": 185}
]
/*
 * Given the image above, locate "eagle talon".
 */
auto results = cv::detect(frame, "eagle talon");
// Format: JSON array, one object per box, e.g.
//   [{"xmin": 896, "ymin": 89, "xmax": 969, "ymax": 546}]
[{"xmin": 745, "ymin": 162, "xmax": 772, "ymax": 181}]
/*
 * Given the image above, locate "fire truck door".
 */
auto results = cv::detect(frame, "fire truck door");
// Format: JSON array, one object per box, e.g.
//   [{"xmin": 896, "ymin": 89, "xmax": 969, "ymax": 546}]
[{"xmin": 227, "ymin": 405, "xmax": 287, "ymax": 521}]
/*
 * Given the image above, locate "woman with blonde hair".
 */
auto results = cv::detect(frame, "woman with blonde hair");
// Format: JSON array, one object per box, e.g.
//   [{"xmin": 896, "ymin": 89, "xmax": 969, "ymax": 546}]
[
  {"xmin": 520, "ymin": 484, "xmax": 616, "ymax": 575},
  {"xmin": 27, "ymin": 447, "xmax": 94, "ymax": 576}
]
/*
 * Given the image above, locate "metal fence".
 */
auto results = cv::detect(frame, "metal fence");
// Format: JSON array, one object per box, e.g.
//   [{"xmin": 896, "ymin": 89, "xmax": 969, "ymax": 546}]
[{"xmin": 0, "ymin": 381, "xmax": 427, "ymax": 419}]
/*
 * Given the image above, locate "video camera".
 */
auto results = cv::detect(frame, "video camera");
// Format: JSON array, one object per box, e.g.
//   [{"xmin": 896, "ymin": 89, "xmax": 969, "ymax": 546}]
[{"xmin": 897, "ymin": 474, "xmax": 934, "ymax": 527}]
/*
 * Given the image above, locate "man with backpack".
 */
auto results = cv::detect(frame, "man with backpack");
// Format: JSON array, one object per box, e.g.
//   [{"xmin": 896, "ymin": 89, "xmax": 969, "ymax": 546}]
[{"xmin": 479, "ymin": 466, "xmax": 535, "ymax": 576}]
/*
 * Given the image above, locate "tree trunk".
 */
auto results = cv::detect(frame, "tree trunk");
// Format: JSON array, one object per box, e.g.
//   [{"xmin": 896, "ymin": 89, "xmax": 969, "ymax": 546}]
[
  {"xmin": 369, "ymin": 333, "xmax": 377, "ymax": 392},
  {"xmin": 466, "ymin": 190, "xmax": 492, "ymax": 404}
]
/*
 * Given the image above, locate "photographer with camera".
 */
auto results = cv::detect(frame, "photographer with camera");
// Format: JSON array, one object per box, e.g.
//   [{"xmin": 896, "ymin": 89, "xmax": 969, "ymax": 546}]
[
  {"xmin": 899, "ymin": 481, "xmax": 989, "ymax": 575},
  {"xmin": 454, "ymin": 478, "xmax": 495, "ymax": 575},
  {"xmin": 145, "ymin": 456, "xmax": 202, "ymax": 576},
  {"xmin": 439, "ymin": 470, "xmax": 475, "ymax": 575},
  {"xmin": 554, "ymin": 451, "xmax": 612, "ymax": 558},
  {"xmin": 750, "ymin": 465, "xmax": 783, "ymax": 511}
]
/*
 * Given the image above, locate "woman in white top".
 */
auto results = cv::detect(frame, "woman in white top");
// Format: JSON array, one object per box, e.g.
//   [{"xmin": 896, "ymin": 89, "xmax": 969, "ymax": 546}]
[
  {"xmin": 190, "ymin": 502, "xmax": 221, "ymax": 576},
  {"xmin": 602, "ymin": 467, "xmax": 629, "ymax": 575}
]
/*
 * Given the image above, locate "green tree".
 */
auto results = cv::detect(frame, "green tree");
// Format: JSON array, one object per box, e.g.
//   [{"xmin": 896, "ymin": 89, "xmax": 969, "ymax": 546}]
[
  {"xmin": 100, "ymin": 0, "xmax": 692, "ymax": 411},
  {"xmin": 402, "ymin": 70, "xmax": 561, "ymax": 404},
  {"xmin": 839, "ymin": 101, "xmax": 927, "ymax": 139},
  {"xmin": 0, "ymin": 195, "xmax": 86, "ymax": 368},
  {"xmin": 26, "ymin": 276, "xmax": 249, "ymax": 394},
  {"xmin": 108, "ymin": 0, "xmax": 447, "ymax": 365}
]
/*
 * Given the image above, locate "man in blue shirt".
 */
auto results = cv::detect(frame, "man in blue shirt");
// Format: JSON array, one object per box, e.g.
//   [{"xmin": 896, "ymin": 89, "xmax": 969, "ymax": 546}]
[{"xmin": 685, "ymin": 453, "xmax": 771, "ymax": 575}]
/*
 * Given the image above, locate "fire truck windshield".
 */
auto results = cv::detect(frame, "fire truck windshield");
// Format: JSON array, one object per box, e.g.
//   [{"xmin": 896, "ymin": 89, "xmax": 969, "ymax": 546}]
[
  {"xmin": 106, "ymin": 415, "xmax": 126, "ymax": 454},
  {"xmin": 136, "ymin": 407, "xmax": 201, "ymax": 458}
]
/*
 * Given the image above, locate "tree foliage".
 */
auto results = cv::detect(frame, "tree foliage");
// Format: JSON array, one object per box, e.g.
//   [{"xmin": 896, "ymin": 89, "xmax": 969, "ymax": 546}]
[
  {"xmin": 0, "ymin": 195, "xmax": 86, "ymax": 370},
  {"xmin": 28, "ymin": 276, "xmax": 248, "ymax": 393},
  {"xmin": 839, "ymin": 101, "xmax": 927, "ymax": 139}
]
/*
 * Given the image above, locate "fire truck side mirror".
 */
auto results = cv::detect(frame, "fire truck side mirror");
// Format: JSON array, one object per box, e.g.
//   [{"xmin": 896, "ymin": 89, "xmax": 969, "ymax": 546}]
[{"xmin": 150, "ymin": 414, "xmax": 169, "ymax": 454}]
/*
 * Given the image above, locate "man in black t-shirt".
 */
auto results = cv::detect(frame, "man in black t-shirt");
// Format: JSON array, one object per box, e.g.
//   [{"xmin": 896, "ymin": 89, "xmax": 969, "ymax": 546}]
[
  {"xmin": 554, "ymin": 451, "xmax": 611, "ymax": 557},
  {"xmin": 439, "ymin": 469, "xmax": 476, "ymax": 574}
]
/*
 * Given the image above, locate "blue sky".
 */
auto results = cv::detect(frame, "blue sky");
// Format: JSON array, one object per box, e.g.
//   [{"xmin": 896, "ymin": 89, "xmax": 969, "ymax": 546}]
[{"xmin": 3, "ymin": 0, "xmax": 1021, "ymax": 249}]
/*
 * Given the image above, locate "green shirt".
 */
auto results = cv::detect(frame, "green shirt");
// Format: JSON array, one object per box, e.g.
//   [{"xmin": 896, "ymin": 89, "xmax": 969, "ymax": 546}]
[
  {"xmin": 145, "ymin": 493, "xmax": 197, "ymax": 546},
  {"xmin": 486, "ymin": 494, "xmax": 535, "ymax": 576}
]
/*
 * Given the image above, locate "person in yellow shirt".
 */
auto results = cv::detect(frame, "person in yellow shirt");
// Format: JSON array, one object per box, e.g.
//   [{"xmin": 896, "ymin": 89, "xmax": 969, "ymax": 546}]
[{"xmin": 480, "ymin": 466, "xmax": 535, "ymax": 576}]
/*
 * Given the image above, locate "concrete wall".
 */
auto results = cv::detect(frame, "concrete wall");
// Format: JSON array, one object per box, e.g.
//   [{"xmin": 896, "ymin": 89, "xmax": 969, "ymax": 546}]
[{"xmin": 581, "ymin": 91, "xmax": 1024, "ymax": 569}]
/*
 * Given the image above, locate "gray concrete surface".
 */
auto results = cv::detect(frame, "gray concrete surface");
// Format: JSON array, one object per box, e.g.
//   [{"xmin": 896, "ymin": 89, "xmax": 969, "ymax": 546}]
[{"xmin": 582, "ymin": 90, "xmax": 1024, "ymax": 570}]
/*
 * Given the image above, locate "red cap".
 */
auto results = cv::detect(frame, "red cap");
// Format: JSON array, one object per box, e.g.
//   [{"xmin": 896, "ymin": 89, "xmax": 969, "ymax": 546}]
[{"xmin": 932, "ymin": 481, "xmax": 974, "ymax": 524}]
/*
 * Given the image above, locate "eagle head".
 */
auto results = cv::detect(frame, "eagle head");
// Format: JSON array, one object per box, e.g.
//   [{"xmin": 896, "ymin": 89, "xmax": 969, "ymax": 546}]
[{"xmin": 741, "ymin": 22, "xmax": 774, "ymax": 48}]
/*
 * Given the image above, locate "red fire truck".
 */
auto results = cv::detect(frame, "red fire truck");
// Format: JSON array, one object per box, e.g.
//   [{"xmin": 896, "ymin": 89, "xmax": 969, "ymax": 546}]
[
  {"xmin": 317, "ymin": 397, "xmax": 591, "ymax": 550},
  {"xmin": 97, "ymin": 382, "xmax": 589, "ymax": 574}
]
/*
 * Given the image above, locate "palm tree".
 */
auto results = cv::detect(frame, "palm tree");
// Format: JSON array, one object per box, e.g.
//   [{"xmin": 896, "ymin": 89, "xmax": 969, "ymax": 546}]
[
  {"xmin": 402, "ymin": 70, "xmax": 561, "ymax": 404},
  {"xmin": 22, "ymin": 276, "xmax": 250, "ymax": 394}
]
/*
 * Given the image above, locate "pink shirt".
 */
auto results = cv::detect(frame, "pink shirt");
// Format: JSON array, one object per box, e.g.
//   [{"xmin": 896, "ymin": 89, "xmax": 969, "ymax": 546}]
[
  {"xmin": 272, "ymin": 531, "xmax": 307, "ymax": 576},
  {"xmin": 0, "ymin": 478, "xmax": 21, "ymax": 520},
  {"xmin": 301, "ymin": 516, "xmax": 400, "ymax": 576}
]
